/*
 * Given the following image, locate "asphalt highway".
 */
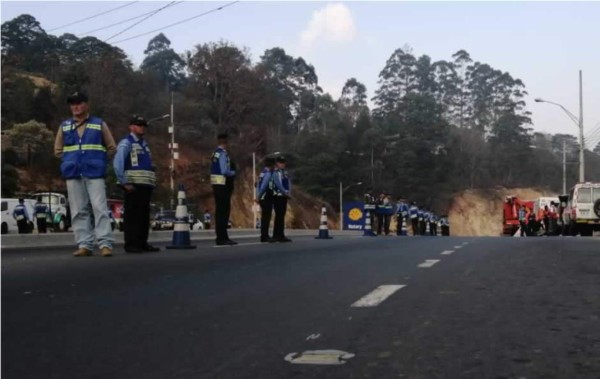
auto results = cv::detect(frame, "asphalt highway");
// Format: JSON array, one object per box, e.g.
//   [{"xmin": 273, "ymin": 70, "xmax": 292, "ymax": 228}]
[{"xmin": 2, "ymin": 234, "xmax": 600, "ymax": 378}]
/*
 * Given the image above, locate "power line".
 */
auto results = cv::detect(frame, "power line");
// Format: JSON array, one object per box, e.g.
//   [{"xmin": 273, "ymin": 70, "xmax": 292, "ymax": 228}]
[
  {"xmin": 111, "ymin": 1, "xmax": 239, "ymax": 44},
  {"xmin": 48, "ymin": 1, "xmax": 139, "ymax": 32},
  {"xmin": 104, "ymin": 1, "xmax": 181, "ymax": 42},
  {"xmin": 79, "ymin": 3, "xmax": 182, "ymax": 37}
]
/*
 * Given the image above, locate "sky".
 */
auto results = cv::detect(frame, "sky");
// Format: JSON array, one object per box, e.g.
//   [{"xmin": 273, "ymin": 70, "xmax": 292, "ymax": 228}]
[{"xmin": 2, "ymin": 1, "xmax": 600, "ymax": 146}]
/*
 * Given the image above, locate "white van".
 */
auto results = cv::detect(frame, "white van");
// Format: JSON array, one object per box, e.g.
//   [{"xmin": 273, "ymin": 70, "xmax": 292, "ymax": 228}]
[
  {"xmin": 563, "ymin": 182, "xmax": 600, "ymax": 236},
  {"xmin": 1, "ymin": 198, "xmax": 36, "ymax": 234}
]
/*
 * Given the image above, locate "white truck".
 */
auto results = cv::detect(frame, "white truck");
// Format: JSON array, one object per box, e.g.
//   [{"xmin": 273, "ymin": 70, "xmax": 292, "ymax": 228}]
[
  {"xmin": 30, "ymin": 192, "xmax": 71, "ymax": 232},
  {"xmin": 563, "ymin": 182, "xmax": 600, "ymax": 236}
]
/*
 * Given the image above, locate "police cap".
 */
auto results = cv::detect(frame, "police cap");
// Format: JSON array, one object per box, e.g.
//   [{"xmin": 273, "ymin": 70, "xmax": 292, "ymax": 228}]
[
  {"xmin": 217, "ymin": 132, "xmax": 229, "ymax": 140},
  {"xmin": 66, "ymin": 91, "xmax": 88, "ymax": 104},
  {"xmin": 275, "ymin": 155, "xmax": 286, "ymax": 163},
  {"xmin": 129, "ymin": 115, "xmax": 148, "ymax": 127}
]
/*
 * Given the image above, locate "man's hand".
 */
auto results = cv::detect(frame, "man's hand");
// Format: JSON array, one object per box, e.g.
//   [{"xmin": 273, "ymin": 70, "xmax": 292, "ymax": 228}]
[{"xmin": 123, "ymin": 184, "xmax": 136, "ymax": 193}]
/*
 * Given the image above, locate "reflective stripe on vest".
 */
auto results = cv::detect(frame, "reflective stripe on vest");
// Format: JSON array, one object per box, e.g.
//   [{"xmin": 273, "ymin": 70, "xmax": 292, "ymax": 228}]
[
  {"xmin": 125, "ymin": 170, "xmax": 156, "ymax": 186},
  {"xmin": 210, "ymin": 174, "xmax": 226, "ymax": 185},
  {"xmin": 60, "ymin": 116, "xmax": 107, "ymax": 179},
  {"xmin": 122, "ymin": 136, "xmax": 155, "ymax": 187}
]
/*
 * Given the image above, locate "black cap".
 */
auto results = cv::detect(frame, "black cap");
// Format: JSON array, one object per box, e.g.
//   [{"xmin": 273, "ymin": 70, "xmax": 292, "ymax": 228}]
[
  {"xmin": 18, "ymin": 198, "xmax": 24, "ymax": 203},
  {"xmin": 265, "ymin": 157, "xmax": 276, "ymax": 166},
  {"xmin": 66, "ymin": 91, "xmax": 88, "ymax": 104},
  {"xmin": 129, "ymin": 115, "xmax": 148, "ymax": 127},
  {"xmin": 217, "ymin": 132, "xmax": 229, "ymax": 140},
  {"xmin": 275, "ymin": 155, "xmax": 286, "ymax": 163}
]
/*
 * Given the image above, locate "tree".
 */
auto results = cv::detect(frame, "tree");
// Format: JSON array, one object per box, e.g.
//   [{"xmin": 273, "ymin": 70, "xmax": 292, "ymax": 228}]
[
  {"xmin": 1, "ymin": 14, "xmax": 56, "ymax": 73},
  {"xmin": 5, "ymin": 120, "xmax": 54, "ymax": 168},
  {"xmin": 339, "ymin": 78, "xmax": 368, "ymax": 128},
  {"xmin": 141, "ymin": 33, "xmax": 186, "ymax": 91}
]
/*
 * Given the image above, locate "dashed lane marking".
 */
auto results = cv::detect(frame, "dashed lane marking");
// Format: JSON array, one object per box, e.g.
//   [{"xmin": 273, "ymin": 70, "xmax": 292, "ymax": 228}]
[
  {"xmin": 440, "ymin": 250, "xmax": 454, "ymax": 255},
  {"xmin": 453, "ymin": 245, "xmax": 463, "ymax": 249},
  {"xmin": 351, "ymin": 285, "xmax": 406, "ymax": 307},
  {"xmin": 418, "ymin": 259, "xmax": 441, "ymax": 268}
]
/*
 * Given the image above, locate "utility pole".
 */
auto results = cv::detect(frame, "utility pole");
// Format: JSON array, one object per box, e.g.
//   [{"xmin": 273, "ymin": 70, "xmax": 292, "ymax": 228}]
[
  {"xmin": 578, "ymin": 70, "xmax": 585, "ymax": 183},
  {"xmin": 339, "ymin": 181, "xmax": 343, "ymax": 231},
  {"xmin": 169, "ymin": 92, "xmax": 179, "ymax": 209},
  {"xmin": 562, "ymin": 140, "xmax": 567, "ymax": 194}
]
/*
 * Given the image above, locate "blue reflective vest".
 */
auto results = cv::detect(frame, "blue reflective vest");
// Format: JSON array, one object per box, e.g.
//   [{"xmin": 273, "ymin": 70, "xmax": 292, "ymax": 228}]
[
  {"xmin": 210, "ymin": 147, "xmax": 230, "ymax": 185},
  {"xmin": 34, "ymin": 203, "xmax": 48, "ymax": 219},
  {"xmin": 60, "ymin": 116, "xmax": 107, "ymax": 179},
  {"xmin": 256, "ymin": 167, "xmax": 273, "ymax": 200},
  {"xmin": 409, "ymin": 205, "xmax": 418, "ymax": 219},
  {"xmin": 440, "ymin": 217, "xmax": 449, "ymax": 226},
  {"xmin": 271, "ymin": 168, "xmax": 290, "ymax": 196},
  {"xmin": 122, "ymin": 134, "xmax": 155, "ymax": 187},
  {"xmin": 13, "ymin": 204, "xmax": 27, "ymax": 221}
]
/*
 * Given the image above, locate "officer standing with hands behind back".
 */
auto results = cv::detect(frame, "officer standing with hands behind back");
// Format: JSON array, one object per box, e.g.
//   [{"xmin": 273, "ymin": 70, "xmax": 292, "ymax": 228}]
[
  {"xmin": 256, "ymin": 157, "xmax": 276, "ymax": 243},
  {"xmin": 210, "ymin": 133, "xmax": 237, "ymax": 246},
  {"xmin": 113, "ymin": 115, "xmax": 160, "ymax": 253},
  {"xmin": 272, "ymin": 156, "xmax": 292, "ymax": 242}
]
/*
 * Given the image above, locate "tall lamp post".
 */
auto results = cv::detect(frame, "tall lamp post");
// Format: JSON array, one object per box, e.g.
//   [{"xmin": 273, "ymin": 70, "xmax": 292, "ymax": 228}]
[
  {"xmin": 339, "ymin": 181, "xmax": 362, "ymax": 231},
  {"xmin": 535, "ymin": 70, "xmax": 585, "ymax": 183}
]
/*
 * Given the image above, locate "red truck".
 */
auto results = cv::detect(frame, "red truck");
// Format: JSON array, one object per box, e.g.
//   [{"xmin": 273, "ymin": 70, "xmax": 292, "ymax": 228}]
[{"xmin": 502, "ymin": 196, "xmax": 534, "ymax": 236}]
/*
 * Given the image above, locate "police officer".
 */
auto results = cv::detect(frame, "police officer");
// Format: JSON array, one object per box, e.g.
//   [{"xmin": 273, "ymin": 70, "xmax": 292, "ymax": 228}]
[
  {"xmin": 13, "ymin": 198, "xmax": 31, "ymax": 234},
  {"xmin": 272, "ymin": 156, "xmax": 292, "ymax": 242},
  {"xmin": 418, "ymin": 207, "xmax": 427, "ymax": 236},
  {"xmin": 256, "ymin": 157, "xmax": 275, "ymax": 242},
  {"xmin": 210, "ymin": 133, "xmax": 237, "ymax": 246},
  {"xmin": 203, "ymin": 209, "xmax": 211, "ymax": 230},
  {"xmin": 113, "ymin": 115, "xmax": 160, "ymax": 253},
  {"xmin": 33, "ymin": 197, "xmax": 49, "ymax": 233},
  {"xmin": 395, "ymin": 197, "xmax": 408, "ymax": 236},
  {"xmin": 409, "ymin": 201, "xmax": 419, "ymax": 236},
  {"xmin": 377, "ymin": 193, "xmax": 393, "ymax": 235},
  {"xmin": 429, "ymin": 211, "xmax": 437, "ymax": 236},
  {"xmin": 440, "ymin": 215, "xmax": 450, "ymax": 236},
  {"xmin": 54, "ymin": 91, "xmax": 116, "ymax": 257}
]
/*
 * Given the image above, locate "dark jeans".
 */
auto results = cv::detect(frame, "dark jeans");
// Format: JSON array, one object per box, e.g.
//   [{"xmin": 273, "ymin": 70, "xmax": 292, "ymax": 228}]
[
  {"xmin": 419, "ymin": 220, "xmax": 426, "ymax": 235},
  {"xmin": 213, "ymin": 185, "xmax": 233, "ymax": 242},
  {"xmin": 430, "ymin": 223, "xmax": 437, "ymax": 236},
  {"xmin": 273, "ymin": 196, "xmax": 288, "ymax": 239},
  {"xmin": 36, "ymin": 219, "xmax": 47, "ymax": 233},
  {"xmin": 260, "ymin": 196, "xmax": 273, "ymax": 239},
  {"xmin": 124, "ymin": 186, "xmax": 153, "ymax": 249},
  {"xmin": 441, "ymin": 225, "xmax": 450, "ymax": 236},
  {"xmin": 396, "ymin": 216, "xmax": 403, "ymax": 235},
  {"xmin": 17, "ymin": 220, "xmax": 29, "ymax": 234},
  {"xmin": 520, "ymin": 221, "xmax": 527, "ymax": 236},
  {"xmin": 377, "ymin": 214, "xmax": 390, "ymax": 235}
]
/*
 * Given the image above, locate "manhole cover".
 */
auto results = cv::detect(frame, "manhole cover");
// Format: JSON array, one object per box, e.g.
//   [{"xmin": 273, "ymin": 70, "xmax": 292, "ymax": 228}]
[{"xmin": 284, "ymin": 349, "xmax": 355, "ymax": 365}]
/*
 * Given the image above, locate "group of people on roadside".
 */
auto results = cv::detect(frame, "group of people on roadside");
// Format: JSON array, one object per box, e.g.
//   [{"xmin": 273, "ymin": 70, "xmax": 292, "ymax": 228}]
[{"xmin": 518, "ymin": 202, "xmax": 560, "ymax": 237}]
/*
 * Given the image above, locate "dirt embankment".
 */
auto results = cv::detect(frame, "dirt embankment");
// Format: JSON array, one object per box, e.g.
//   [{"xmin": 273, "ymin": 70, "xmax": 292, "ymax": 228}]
[{"xmin": 448, "ymin": 187, "xmax": 556, "ymax": 236}]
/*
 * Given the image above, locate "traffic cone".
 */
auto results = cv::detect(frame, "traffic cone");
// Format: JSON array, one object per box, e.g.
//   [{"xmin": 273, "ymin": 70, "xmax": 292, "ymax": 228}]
[
  {"xmin": 363, "ymin": 210, "xmax": 376, "ymax": 237},
  {"xmin": 400, "ymin": 217, "xmax": 408, "ymax": 236},
  {"xmin": 166, "ymin": 184, "xmax": 196, "ymax": 249},
  {"xmin": 315, "ymin": 205, "xmax": 333, "ymax": 239}
]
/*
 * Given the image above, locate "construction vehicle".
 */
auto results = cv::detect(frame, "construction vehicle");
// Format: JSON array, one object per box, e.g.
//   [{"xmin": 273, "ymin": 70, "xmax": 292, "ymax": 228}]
[
  {"xmin": 502, "ymin": 196, "xmax": 534, "ymax": 236},
  {"xmin": 563, "ymin": 182, "xmax": 600, "ymax": 236}
]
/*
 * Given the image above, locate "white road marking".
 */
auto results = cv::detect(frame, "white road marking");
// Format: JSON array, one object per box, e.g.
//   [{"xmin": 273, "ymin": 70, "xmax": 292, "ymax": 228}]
[
  {"xmin": 285, "ymin": 350, "xmax": 355, "ymax": 365},
  {"xmin": 418, "ymin": 259, "xmax": 441, "ymax": 268},
  {"xmin": 453, "ymin": 245, "xmax": 463, "ymax": 249},
  {"xmin": 351, "ymin": 285, "xmax": 406, "ymax": 307},
  {"xmin": 440, "ymin": 250, "xmax": 454, "ymax": 255},
  {"xmin": 306, "ymin": 333, "xmax": 321, "ymax": 341}
]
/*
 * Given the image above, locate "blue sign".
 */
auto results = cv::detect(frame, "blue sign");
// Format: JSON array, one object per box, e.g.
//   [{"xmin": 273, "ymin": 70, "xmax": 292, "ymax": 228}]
[{"xmin": 343, "ymin": 201, "xmax": 365, "ymax": 230}]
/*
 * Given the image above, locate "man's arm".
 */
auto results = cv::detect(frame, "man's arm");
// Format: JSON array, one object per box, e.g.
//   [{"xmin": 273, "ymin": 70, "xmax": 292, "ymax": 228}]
[
  {"xmin": 54, "ymin": 128, "xmax": 64, "ymax": 158},
  {"xmin": 256, "ymin": 172, "xmax": 271, "ymax": 200},
  {"xmin": 218, "ymin": 153, "xmax": 235, "ymax": 176},
  {"xmin": 102, "ymin": 122, "xmax": 117, "ymax": 158},
  {"xmin": 272, "ymin": 171, "xmax": 289, "ymax": 196},
  {"xmin": 113, "ymin": 139, "xmax": 131, "ymax": 186}
]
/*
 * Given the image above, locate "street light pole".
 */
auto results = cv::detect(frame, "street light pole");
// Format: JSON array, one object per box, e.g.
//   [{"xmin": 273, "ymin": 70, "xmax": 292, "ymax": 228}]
[
  {"xmin": 562, "ymin": 141, "xmax": 567, "ymax": 194},
  {"xmin": 578, "ymin": 69, "xmax": 584, "ymax": 182},
  {"xmin": 535, "ymin": 69, "xmax": 585, "ymax": 183}
]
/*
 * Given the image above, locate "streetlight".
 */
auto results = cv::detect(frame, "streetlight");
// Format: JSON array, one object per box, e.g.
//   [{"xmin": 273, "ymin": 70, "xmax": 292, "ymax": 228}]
[
  {"xmin": 339, "ymin": 181, "xmax": 363, "ymax": 231},
  {"xmin": 535, "ymin": 70, "xmax": 585, "ymax": 183}
]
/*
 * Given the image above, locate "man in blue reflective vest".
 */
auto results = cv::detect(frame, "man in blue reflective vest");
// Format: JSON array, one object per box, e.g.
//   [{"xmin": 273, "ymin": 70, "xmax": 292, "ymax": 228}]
[
  {"xmin": 409, "ymin": 201, "xmax": 419, "ymax": 236},
  {"xmin": 13, "ymin": 198, "xmax": 30, "ymax": 234},
  {"xmin": 256, "ymin": 157, "xmax": 276, "ymax": 242},
  {"xmin": 429, "ymin": 211, "xmax": 438, "ymax": 236},
  {"xmin": 114, "ymin": 115, "xmax": 160, "ymax": 253},
  {"xmin": 440, "ymin": 215, "xmax": 450, "ymax": 236},
  {"xmin": 210, "ymin": 133, "xmax": 237, "ymax": 246},
  {"xmin": 376, "ymin": 193, "xmax": 393, "ymax": 235},
  {"xmin": 395, "ymin": 197, "xmax": 409, "ymax": 236},
  {"xmin": 33, "ymin": 197, "xmax": 49, "ymax": 233},
  {"xmin": 54, "ymin": 91, "xmax": 116, "ymax": 257},
  {"xmin": 271, "ymin": 156, "xmax": 292, "ymax": 242}
]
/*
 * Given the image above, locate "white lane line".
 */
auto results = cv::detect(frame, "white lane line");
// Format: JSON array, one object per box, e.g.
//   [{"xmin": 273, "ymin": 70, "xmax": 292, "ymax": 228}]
[
  {"xmin": 440, "ymin": 250, "xmax": 455, "ymax": 255},
  {"xmin": 453, "ymin": 245, "xmax": 463, "ymax": 249},
  {"xmin": 418, "ymin": 259, "xmax": 441, "ymax": 268},
  {"xmin": 351, "ymin": 285, "xmax": 406, "ymax": 307}
]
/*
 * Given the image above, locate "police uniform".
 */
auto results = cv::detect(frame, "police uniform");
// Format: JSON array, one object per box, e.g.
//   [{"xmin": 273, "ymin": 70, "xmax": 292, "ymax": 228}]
[
  {"xmin": 271, "ymin": 156, "xmax": 291, "ymax": 242},
  {"xmin": 13, "ymin": 199, "xmax": 30, "ymax": 234},
  {"xmin": 210, "ymin": 133, "xmax": 237, "ymax": 245},
  {"xmin": 34, "ymin": 199, "xmax": 49, "ymax": 233},
  {"xmin": 113, "ymin": 115, "xmax": 159, "ymax": 253},
  {"xmin": 409, "ymin": 203, "xmax": 419, "ymax": 236},
  {"xmin": 395, "ymin": 200, "xmax": 408, "ymax": 236},
  {"xmin": 376, "ymin": 195, "xmax": 393, "ymax": 235},
  {"xmin": 256, "ymin": 157, "xmax": 275, "ymax": 242},
  {"xmin": 429, "ymin": 212, "xmax": 437, "ymax": 236},
  {"xmin": 203, "ymin": 210, "xmax": 211, "ymax": 230},
  {"xmin": 440, "ymin": 215, "xmax": 450, "ymax": 236}
]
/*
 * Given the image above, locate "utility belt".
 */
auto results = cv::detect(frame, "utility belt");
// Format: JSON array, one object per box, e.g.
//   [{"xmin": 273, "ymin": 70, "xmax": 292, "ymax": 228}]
[
  {"xmin": 125, "ymin": 169, "xmax": 156, "ymax": 187},
  {"xmin": 210, "ymin": 174, "xmax": 226, "ymax": 185},
  {"xmin": 36, "ymin": 213, "xmax": 47, "ymax": 219},
  {"xmin": 16, "ymin": 215, "xmax": 25, "ymax": 221}
]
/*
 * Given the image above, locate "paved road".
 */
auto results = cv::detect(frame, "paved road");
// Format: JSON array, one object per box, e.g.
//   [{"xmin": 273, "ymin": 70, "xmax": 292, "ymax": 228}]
[{"xmin": 2, "ymin": 235, "xmax": 600, "ymax": 378}]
